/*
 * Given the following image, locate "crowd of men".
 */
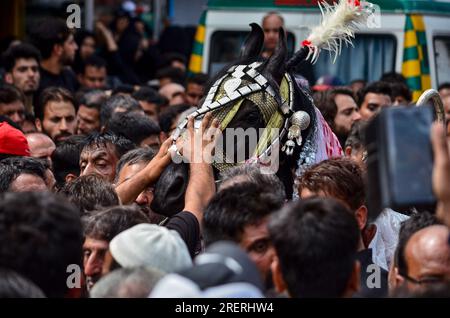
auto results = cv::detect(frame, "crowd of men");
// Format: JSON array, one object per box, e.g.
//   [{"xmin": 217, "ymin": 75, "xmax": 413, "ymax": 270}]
[{"xmin": 0, "ymin": 9, "xmax": 449, "ymax": 299}]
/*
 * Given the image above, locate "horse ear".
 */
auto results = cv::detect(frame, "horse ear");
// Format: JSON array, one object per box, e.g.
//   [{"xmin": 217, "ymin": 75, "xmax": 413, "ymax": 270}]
[
  {"xmin": 240, "ymin": 23, "xmax": 264, "ymax": 59},
  {"xmin": 264, "ymin": 27, "xmax": 287, "ymax": 84}
]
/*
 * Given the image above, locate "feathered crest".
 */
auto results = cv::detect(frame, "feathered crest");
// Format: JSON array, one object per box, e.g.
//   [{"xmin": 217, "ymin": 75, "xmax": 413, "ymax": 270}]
[{"xmin": 288, "ymin": 0, "xmax": 379, "ymax": 67}]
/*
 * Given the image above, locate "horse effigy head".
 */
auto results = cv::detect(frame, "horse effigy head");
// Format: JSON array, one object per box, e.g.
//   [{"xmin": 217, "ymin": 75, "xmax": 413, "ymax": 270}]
[{"xmin": 152, "ymin": 0, "xmax": 379, "ymax": 215}]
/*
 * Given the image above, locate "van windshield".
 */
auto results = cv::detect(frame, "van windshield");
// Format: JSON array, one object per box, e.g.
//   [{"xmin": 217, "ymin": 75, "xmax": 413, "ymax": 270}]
[{"xmin": 313, "ymin": 33, "xmax": 397, "ymax": 85}]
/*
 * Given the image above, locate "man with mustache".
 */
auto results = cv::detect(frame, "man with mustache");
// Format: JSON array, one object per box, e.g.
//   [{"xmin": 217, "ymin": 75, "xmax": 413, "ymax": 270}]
[
  {"xmin": 35, "ymin": 87, "xmax": 77, "ymax": 143},
  {"xmin": 2, "ymin": 43, "xmax": 41, "ymax": 114}
]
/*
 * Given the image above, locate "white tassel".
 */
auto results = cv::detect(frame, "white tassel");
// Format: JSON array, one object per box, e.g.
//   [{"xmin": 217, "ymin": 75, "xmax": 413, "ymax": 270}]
[{"xmin": 303, "ymin": 0, "xmax": 378, "ymax": 64}]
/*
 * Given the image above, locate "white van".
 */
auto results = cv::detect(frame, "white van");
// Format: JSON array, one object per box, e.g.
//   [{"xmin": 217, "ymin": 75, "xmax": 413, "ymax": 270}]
[{"xmin": 189, "ymin": 0, "xmax": 450, "ymax": 96}]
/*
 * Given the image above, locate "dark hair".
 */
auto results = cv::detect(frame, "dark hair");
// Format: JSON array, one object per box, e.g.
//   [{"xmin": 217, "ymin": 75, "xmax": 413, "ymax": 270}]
[
  {"xmin": 115, "ymin": 147, "xmax": 156, "ymax": 182},
  {"xmin": 219, "ymin": 164, "xmax": 286, "ymax": 201},
  {"xmin": 29, "ymin": 19, "xmax": 72, "ymax": 60},
  {"xmin": 390, "ymin": 82, "xmax": 412, "ymax": 103},
  {"xmin": 0, "ymin": 268, "xmax": 46, "ymax": 298},
  {"xmin": 105, "ymin": 112, "xmax": 161, "ymax": 146},
  {"xmin": 82, "ymin": 55, "xmax": 107, "ymax": 73},
  {"xmin": 395, "ymin": 212, "xmax": 440, "ymax": 277},
  {"xmin": 438, "ymin": 82, "xmax": 450, "ymax": 92},
  {"xmin": 187, "ymin": 73, "xmax": 209, "ymax": 86},
  {"xmin": 314, "ymin": 87, "xmax": 355, "ymax": 130},
  {"xmin": 357, "ymin": 81, "xmax": 393, "ymax": 107},
  {"xmin": 132, "ymin": 86, "xmax": 165, "ymax": 105},
  {"xmin": 0, "ymin": 84, "xmax": 25, "ymax": 105},
  {"xmin": 36, "ymin": 87, "xmax": 76, "ymax": 121},
  {"xmin": 83, "ymin": 205, "xmax": 149, "ymax": 241},
  {"xmin": 160, "ymin": 52, "xmax": 187, "ymax": 68},
  {"xmin": 111, "ymin": 84, "xmax": 136, "ymax": 96},
  {"xmin": 158, "ymin": 104, "xmax": 191, "ymax": 133},
  {"xmin": 75, "ymin": 89, "xmax": 106, "ymax": 112},
  {"xmin": 0, "ymin": 163, "xmax": 20, "ymax": 192},
  {"xmin": 100, "ymin": 94, "xmax": 141, "ymax": 127},
  {"xmin": 344, "ymin": 120, "xmax": 368, "ymax": 150},
  {"xmin": 203, "ymin": 182, "xmax": 284, "ymax": 246},
  {"xmin": 380, "ymin": 72, "xmax": 407, "ymax": 85},
  {"xmin": 0, "ymin": 191, "xmax": 83, "ymax": 297},
  {"xmin": 1, "ymin": 43, "xmax": 41, "ymax": 73},
  {"xmin": 269, "ymin": 197, "xmax": 360, "ymax": 297},
  {"xmin": 81, "ymin": 131, "xmax": 136, "ymax": 160},
  {"xmin": 298, "ymin": 157, "xmax": 365, "ymax": 211},
  {"xmin": 58, "ymin": 174, "xmax": 120, "ymax": 216},
  {"xmin": 51, "ymin": 134, "xmax": 85, "ymax": 189},
  {"xmin": 155, "ymin": 67, "xmax": 185, "ymax": 85}
]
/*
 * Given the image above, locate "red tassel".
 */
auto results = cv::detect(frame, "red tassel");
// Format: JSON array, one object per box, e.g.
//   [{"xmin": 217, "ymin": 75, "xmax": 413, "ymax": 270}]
[{"xmin": 302, "ymin": 40, "xmax": 312, "ymax": 47}]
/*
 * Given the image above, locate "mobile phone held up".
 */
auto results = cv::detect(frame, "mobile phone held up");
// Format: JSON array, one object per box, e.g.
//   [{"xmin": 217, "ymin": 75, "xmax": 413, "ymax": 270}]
[{"xmin": 365, "ymin": 105, "xmax": 436, "ymax": 220}]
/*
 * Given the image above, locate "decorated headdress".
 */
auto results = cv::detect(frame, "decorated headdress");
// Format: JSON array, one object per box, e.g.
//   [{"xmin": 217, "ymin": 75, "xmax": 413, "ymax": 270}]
[{"xmin": 172, "ymin": 0, "xmax": 379, "ymax": 172}]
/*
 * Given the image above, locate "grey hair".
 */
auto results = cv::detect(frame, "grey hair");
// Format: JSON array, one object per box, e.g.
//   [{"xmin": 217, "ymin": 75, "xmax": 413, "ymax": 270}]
[
  {"xmin": 114, "ymin": 147, "xmax": 156, "ymax": 184},
  {"xmin": 90, "ymin": 267, "xmax": 165, "ymax": 298},
  {"xmin": 100, "ymin": 95, "xmax": 142, "ymax": 127},
  {"xmin": 219, "ymin": 165, "xmax": 286, "ymax": 201}
]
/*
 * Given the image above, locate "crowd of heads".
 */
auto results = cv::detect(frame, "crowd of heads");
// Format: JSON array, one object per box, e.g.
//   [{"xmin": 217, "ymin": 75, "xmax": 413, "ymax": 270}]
[{"xmin": 0, "ymin": 9, "xmax": 448, "ymax": 299}]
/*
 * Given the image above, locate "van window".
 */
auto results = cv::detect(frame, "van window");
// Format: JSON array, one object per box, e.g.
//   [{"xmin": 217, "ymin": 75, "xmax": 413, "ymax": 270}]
[
  {"xmin": 209, "ymin": 30, "xmax": 295, "ymax": 75},
  {"xmin": 313, "ymin": 34, "xmax": 397, "ymax": 85},
  {"xmin": 434, "ymin": 36, "xmax": 450, "ymax": 86}
]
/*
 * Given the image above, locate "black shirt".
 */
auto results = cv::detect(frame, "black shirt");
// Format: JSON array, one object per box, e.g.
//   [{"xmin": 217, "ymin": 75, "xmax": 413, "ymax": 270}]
[
  {"xmin": 165, "ymin": 211, "xmax": 200, "ymax": 259},
  {"xmin": 38, "ymin": 67, "xmax": 79, "ymax": 94}
]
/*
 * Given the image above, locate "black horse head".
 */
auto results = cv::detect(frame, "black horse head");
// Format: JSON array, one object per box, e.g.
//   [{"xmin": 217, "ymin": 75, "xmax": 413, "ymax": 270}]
[{"xmin": 151, "ymin": 24, "xmax": 315, "ymax": 216}]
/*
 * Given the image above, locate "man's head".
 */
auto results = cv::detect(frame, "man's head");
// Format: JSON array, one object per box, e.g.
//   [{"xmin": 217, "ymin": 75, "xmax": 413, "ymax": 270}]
[
  {"xmin": 0, "ymin": 84, "xmax": 26, "ymax": 128},
  {"xmin": 392, "ymin": 212, "xmax": 441, "ymax": 292},
  {"xmin": 58, "ymin": 174, "xmax": 120, "ymax": 216},
  {"xmin": 82, "ymin": 206, "xmax": 150, "ymax": 290},
  {"xmin": 344, "ymin": 121, "xmax": 368, "ymax": 165},
  {"xmin": 132, "ymin": 86, "xmax": 165, "ymax": 122},
  {"xmin": 77, "ymin": 55, "xmax": 107, "ymax": 89},
  {"xmin": 2, "ymin": 43, "xmax": 41, "ymax": 95},
  {"xmin": 51, "ymin": 134, "xmax": 84, "ymax": 190},
  {"xmin": 155, "ymin": 66, "xmax": 185, "ymax": 88},
  {"xmin": 262, "ymin": 12, "xmax": 285, "ymax": 56},
  {"xmin": 115, "ymin": 147, "xmax": 165, "ymax": 223},
  {"xmin": 75, "ymin": 29, "xmax": 96, "ymax": 61},
  {"xmin": 26, "ymin": 132, "xmax": 56, "ymax": 165},
  {"xmin": 438, "ymin": 82, "xmax": 450, "ymax": 99},
  {"xmin": 0, "ymin": 120, "xmax": 30, "ymax": 159},
  {"xmin": 403, "ymin": 225, "xmax": 450, "ymax": 292},
  {"xmin": 75, "ymin": 89, "xmax": 105, "ymax": 135},
  {"xmin": 158, "ymin": 83, "xmax": 186, "ymax": 106},
  {"xmin": 315, "ymin": 87, "xmax": 361, "ymax": 146},
  {"xmin": 203, "ymin": 182, "xmax": 285, "ymax": 287},
  {"xmin": 100, "ymin": 94, "xmax": 143, "ymax": 130},
  {"xmin": 185, "ymin": 73, "xmax": 208, "ymax": 107},
  {"xmin": 357, "ymin": 81, "xmax": 393, "ymax": 120},
  {"xmin": 299, "ymin": 157, "xmax": 367, "ymax": 230},
  {"xmin": 0, "ymin": 157, "xmax": 48, "ymax": 192},
  {"xmin": 30, "ymin": 19, "xmax": 77, "ymax": 65},
  {"xmin": 390, "ymin": 82, "xmax": 412, "ymax": 106},
  {"xmin": 79, "ymin": 132, "xmax": 135, "ymax": 182},
  {"xmin": 0, "ymin": 191, "xmax": 83, "ymax": 297},
  {"xmin": 106, "ymin": 112, "xmax": 161, "ymax": 150},
  {"xmin": 269, "ymin": 197, "xmax": 361, "ymax": 297},
  {"xmin": 36, "ymin": 87, "xmax": 77, "ymax": 142}
]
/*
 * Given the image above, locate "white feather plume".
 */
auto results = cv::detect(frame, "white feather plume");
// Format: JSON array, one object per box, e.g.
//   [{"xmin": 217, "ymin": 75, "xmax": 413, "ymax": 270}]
[{"xmin": 304, "ymin": 0, "xmax": 376, "ymax": 64}]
